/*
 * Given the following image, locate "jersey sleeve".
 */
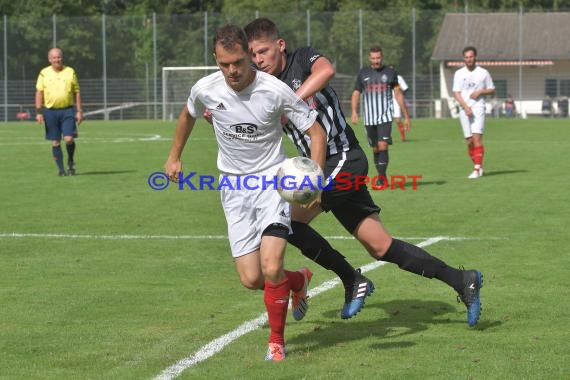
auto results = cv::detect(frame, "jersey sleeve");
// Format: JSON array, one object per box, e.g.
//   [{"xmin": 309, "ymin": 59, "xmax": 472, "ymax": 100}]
[
  {"xmin": 277, "ymin": 79, "xmax": 318, "ymax": 134},
  {"xmin": 398, "ymin": 75, "xmax": 408, "ymax": 92},
  {"xmin": 297, "ymin": 46, "xmax": 323, "ymax": 75},
  {"xmin": 353, "ymin": 70, "xmax": 364, "ymax": 92},
  {"xmin": 484, "ymin": 70, "xmax": 495, "ymax": 90},
  {"xmin": 452, "ymin": 71, "xmax": 461, "ymax": 92},
  {"xmin": 186, "ymin": 85, "xmax": 204, "ymax": 118}
]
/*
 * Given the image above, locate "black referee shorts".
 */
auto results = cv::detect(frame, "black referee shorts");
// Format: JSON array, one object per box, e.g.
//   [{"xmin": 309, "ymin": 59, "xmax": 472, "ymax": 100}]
[{"xmin": 321, "ymin": 147, "xmax": 381, "ymax": 234}]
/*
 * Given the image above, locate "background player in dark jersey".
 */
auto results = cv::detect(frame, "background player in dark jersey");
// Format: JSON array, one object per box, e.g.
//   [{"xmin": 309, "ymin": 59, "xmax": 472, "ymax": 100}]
[
  {"xmin": 351, "ymin": 46, "xmax": 410, "ymax": 186},
  {"xmin": 245, "ymin": 18, "xmax": 485, "ymax": 327}
]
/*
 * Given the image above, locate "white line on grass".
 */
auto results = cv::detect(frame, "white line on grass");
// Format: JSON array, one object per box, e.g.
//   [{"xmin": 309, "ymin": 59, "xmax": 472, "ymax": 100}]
[
  {"xmin": 0, "ymin": 232, "xmax": 456, "ymax": 241},
  {"xmin": 153, "ymin": 236, "xmax": 449, "ymax": 380}
]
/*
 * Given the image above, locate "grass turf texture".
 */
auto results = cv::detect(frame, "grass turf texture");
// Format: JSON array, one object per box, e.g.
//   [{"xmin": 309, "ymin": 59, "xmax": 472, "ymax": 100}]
[{"xmin": 0, "ymin": 117, "xmax": 568, "ymax": 379}]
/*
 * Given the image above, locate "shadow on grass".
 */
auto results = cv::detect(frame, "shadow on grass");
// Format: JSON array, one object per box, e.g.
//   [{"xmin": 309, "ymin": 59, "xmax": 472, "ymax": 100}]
[
  {"xmin": 480, "ymin": 169, "xmax": 528, "ymax": 177},
  {"xmin": 286, "ymin": 298, "xmax": 501, "ymax": 354},
  {"xmin": 76, "ymin": 170, "xmax": 137, "ymax": 176}
]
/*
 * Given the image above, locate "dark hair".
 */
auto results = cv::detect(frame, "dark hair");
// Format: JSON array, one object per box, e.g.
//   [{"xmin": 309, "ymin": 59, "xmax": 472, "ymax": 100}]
[
  {"xmin": 369, "ymin": 45, "xmax": 383, "ymax": 53},
  {"xmin": 213, "ymin": 24, "xmax": 249, "ymax": 54},
  {"xmin": 463, "ymin": 46, "xmax": 477, "ymax": 56},
  {"xmin": 244, "ymin": 17, "xmax": 281, "ymax": 42}
]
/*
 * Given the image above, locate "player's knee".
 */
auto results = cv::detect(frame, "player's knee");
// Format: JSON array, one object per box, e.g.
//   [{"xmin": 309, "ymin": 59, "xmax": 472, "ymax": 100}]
[{"xmin": 239, "ymin": 274, "xmax": 264, "ymax": 290}]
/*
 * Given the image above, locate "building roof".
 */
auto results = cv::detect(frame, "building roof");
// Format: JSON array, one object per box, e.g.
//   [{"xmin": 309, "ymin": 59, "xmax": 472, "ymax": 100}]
[{"xmin": 431, "ymin": 12, "xmax": 570, "ymax": 61}]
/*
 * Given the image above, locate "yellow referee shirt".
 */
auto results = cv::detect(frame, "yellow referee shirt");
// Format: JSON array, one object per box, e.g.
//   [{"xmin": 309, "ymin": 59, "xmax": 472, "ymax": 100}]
[{"xmin": 35, "ymin": 66, "xmax": 80, "ymax": 109}]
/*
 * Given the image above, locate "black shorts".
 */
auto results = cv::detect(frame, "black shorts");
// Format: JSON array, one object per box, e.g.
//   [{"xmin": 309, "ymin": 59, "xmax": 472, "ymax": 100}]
[
  {"xmin": 365, "ymin": 122, "xmax": 392, "ymax": 146},
  {"xmin": 321, "ymin": 147, "xmax": 381, "ymax": 233}
]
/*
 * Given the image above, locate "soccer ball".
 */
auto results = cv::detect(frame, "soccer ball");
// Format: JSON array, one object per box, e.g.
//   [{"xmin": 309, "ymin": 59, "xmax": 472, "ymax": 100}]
[{"xmin": 277, "ymin": 156, "xmax": 324, "ymax": 205}]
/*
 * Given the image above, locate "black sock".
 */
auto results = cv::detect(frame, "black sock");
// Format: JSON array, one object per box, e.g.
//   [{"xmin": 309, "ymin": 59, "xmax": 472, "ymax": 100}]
[
  {"xmin": 52, "ymin": 145, "xmax": 65, "ymax": 172},
  {"xmin": 289, "ymin": 221, "xmax": 356, "ymax": 287},
  {"xmin": 66, "ymin": 141, "xmax": 76, "ymax": 165},
  {"xmin": 374, "ymin": 150, "xmax": 389, "ymax": 177},
  {"xmin": 382, "ymin": 239, "xmax": 464, "ymax": 293}
]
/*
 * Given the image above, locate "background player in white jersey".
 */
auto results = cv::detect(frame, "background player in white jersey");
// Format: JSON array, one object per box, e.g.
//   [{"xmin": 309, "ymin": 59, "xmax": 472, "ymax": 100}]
[
  {"xmin": 164, "ymin": 24, "xmax": 326, "ymax": 362},
  {"xmin": 452, "ymin": 46, "xmax": 495, "ymax": 179},
  {"xmin": 245, "ymin": 19, "xmax": 485, "ymax": 328},
  {"xmin": 388, "ymin": 64, "xmax": 410, "ymax": 142},
  {"xmin": 351, "ymin": 46, "xmax": 410, "ymax": 187}
]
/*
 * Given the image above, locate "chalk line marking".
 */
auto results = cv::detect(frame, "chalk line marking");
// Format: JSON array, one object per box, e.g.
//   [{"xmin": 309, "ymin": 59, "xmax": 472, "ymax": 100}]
[
  {"xmin": 152, "ymin": 236, "xmax": 450, "ymax": 380},
  {"xmin": 0, "ymin": 232, "xmax": 456, "ymax": 241}
]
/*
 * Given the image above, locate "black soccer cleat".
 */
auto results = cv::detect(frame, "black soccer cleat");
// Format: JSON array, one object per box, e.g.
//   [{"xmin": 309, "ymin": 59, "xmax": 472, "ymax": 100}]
[{"xmin": 457, "ymin": 270, "xmax": 484, "ymax": 327}]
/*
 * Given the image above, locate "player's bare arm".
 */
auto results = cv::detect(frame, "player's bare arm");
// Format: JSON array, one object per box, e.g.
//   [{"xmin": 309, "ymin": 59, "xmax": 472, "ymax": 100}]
[
  {"xmin": 350, "ymin": 90, "xmax": 361, "ymax": 123},
  {"xmin": 165, "ymin": 105, "xmax": 196, "ymax": 182},
  {"xmin": 75, "ymin": 92, "xmax": 83, "ymax": 125},
  {"xmin": 35, "ymin": 91, "xmax": 44, "ymax": 124},
  {"xmin": 471, "ymin": 87, "xmax": 495, "ymax": 100},
  {"xmin": 295, "ymin": 57, "xmax": 335, "ymax": 101},
  {"xmin": 394, "ymin": 87, "xmax": 411, "ymax": 131},
  {"xmin": 454, "ymin": 91, "xmax": 473, "ymax": 116}
]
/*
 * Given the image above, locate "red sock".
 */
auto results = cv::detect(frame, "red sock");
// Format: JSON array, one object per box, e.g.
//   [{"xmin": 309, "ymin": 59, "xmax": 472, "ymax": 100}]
[
  {"xmin": 264, "ymin": 277, "xmax": 291, "ymax": 345},
  {"xmin": 398, "ymin": 121, "xmax": 406, "ymax": 141},
  {"xmin": 473, "ymin": 145, "xmax": 484, "ymax": 167},
  {"xmin": 284, "ymin": 270, "xmax": 304, "ymax": 293},
  {"xmin": 468, "ymin": 146, "xmax": 475, "ymax": 164}
]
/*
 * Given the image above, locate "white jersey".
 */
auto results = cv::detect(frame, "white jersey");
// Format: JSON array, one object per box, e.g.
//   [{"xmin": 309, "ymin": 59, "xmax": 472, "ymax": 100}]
[
  {"xmin": 452, "ymin": 65, "xmax": 494, "ymax": 109},
  {"xmin": 187, "ymin": 70, "xmax": 318, "ymax": 175},
  {"xmin": 392, "ymin": 75, "xmax": 408, "ymax": 118}
]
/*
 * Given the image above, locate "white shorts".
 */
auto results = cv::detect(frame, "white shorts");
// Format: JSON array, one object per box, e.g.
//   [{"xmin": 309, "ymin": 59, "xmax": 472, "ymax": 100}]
[
  {"xmin": 459, "ymin": 106, "xmax": 486, "ymax": 138},
  {"xmin": 393, "ymin": 101, "xmax": 402, "ymax": 119},
  {"xmin": 220, "ymin": 162, "xmax": 292, "ymax": 258}
]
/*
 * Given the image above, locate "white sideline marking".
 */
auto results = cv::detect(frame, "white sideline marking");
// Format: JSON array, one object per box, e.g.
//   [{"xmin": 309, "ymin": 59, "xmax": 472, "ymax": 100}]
[
  {"xmin": 0, "ymin": 232, "xmax": 451, "ymax": 241},
  {"xmin": 153, "ymin": 236, "xmax": 448, "ymax": 380}
]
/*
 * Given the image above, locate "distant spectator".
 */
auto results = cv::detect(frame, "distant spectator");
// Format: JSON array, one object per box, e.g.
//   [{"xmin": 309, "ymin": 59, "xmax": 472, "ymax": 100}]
[
  {"xmin": 491, "ymin": 96, "xmax": 501, "ymax": 118},
  {"xmin": 557, "ymin": 97, "xmax": 568, "ymax": 118},
  {"xmin": 504, "ymin": 94, "xmax": 516, "ymax": 118},
  {"xmin": 542, "ymin": 95, "xmax": 553, "ymax": 118}
]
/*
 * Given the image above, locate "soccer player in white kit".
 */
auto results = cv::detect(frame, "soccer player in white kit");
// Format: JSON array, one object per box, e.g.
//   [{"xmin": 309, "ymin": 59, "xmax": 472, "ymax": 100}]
[
  {"xmin": 453, "ymin": 46, "xmax": 495, "ymax": 179},
  {"xmin": 164, "ymin": 24, "xmax": 326, "ymax": 361}
]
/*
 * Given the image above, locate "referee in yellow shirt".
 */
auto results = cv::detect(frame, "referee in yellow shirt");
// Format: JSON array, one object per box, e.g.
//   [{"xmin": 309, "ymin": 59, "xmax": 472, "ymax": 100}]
[{"xmin": 35, "ymin": 47, "xmax": 83, "ymax": 176}]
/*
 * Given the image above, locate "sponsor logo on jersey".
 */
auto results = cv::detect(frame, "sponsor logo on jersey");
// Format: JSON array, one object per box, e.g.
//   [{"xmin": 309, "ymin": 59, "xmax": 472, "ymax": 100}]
[
  {"xmin": 309, "ymin": 54, "xmax": 320, "ymax": 63},
  {"xmin": 216, "ymin": 102, "xmax": 226, "ymax": 110}
]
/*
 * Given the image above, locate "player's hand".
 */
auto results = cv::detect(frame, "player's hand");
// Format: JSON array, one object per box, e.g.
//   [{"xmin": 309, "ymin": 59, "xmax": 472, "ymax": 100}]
[
  {"xmin": 76, "ymin": 111, "xmax": 83, "ymax": 125},
  {"xmin": 35, "ymin": 114, "xmax": 44, "ymax": 124},
  {"xmin": 203, "ymin": 110, "xmax": 213, "ymax": 125},
  {"xmin": 404, "ymin": 118, "xmax": 411, "ymax": 132},
  {"xmin": 280, "ymin": 115, "xmax": 290, "ymax": 126},
  {"xmin": 164, "ymin": 158, "xmax": 182, "ymax": 183},
  {"xmin": 351, "ymin": 113, "xmax": 358, "ymax": 124}
]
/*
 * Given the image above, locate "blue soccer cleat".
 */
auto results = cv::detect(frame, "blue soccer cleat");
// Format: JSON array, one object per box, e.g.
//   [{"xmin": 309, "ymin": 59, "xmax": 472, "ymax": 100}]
[
  {"xmin": 458, "ymin": 270, "xmax": 484, "ymax": 327},
  {"xmin": 341, "ymin": 270, "xmax": 375, "ymax": 319}
]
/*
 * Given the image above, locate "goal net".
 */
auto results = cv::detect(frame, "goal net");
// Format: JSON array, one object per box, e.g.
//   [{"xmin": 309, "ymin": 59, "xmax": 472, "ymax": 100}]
[{"xmin": 162, "ymin": 66, "xmax": 219, "ymax": 121}]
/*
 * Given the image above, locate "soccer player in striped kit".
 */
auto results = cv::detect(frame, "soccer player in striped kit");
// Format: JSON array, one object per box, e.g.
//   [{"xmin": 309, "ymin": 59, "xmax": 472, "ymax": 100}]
[
  {"xmin": 246, "ymin": 19, "xmax": 484, "ymax": 328},
  {"xmin": 351, "ymin": 46, "xmax": 410, "ymax": 187},
  {"xmin": 453, "ymin": 46, "xmax": 495, "ymax": 179}
]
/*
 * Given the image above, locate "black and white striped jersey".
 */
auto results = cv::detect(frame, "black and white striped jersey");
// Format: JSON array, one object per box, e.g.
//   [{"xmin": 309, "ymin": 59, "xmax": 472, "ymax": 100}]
[
  {"xmin": 353, "ymin": 65, "xmax": 399, "ymax": 126},
  {"xmin": 278, "ymin": 46, "xmax": 359, "ymax": 158}
]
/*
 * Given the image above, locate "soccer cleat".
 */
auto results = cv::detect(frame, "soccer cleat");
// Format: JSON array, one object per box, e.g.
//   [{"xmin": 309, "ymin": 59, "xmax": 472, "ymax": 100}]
[
  {"xmin": 67, "ymin": 161, "xmax": 76, "ymax": 176},
  {"xmin": 291, "ymin": 267, "xmax": 313, "ymax": 321},
  {"xmin": 58, "ymin": 170, "xmax": 68, "ymax": 177},
  {"xmin": 264, "ymin": 343, "xmax": 285, "ymax": 361},
  {"xmin": 468, "ymin": 168, "xmax": 483, "ymax": 179},
  {"xmin": 457, "ymin": 270, "xmax": 484, "ymax": 327},
  {"xmin": 341, "ymin": 269, "xmax": 375, "ymax": 319}
]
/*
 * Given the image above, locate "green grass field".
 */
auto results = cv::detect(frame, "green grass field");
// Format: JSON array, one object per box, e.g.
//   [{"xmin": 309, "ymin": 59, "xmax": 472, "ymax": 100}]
[{"xmin": 1, "ymin": 117, "xmax": 569, "ymax": 379}]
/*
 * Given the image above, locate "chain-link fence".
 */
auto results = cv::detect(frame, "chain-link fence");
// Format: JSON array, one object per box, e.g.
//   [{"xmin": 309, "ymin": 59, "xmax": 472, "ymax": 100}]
[{"xmin": 1, "ymin": 8, "xmax": 569, "ymax": 122}]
